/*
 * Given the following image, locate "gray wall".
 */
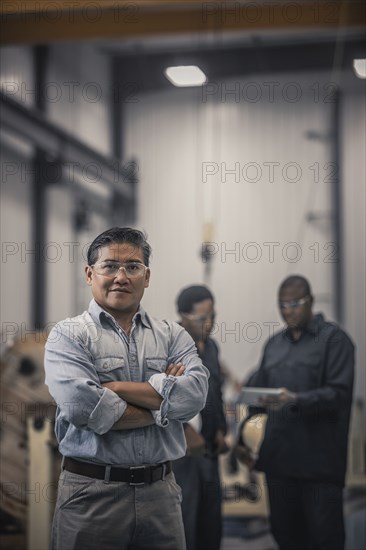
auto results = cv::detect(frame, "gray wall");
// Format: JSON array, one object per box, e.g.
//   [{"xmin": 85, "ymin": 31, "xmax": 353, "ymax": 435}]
[
  {"xmin": 124, "ymin": 71, "xmax": 365, "ymax": 391},
  {"xmin": 1, "ymin": 45, "xmax": 365, "ymax": 402}
]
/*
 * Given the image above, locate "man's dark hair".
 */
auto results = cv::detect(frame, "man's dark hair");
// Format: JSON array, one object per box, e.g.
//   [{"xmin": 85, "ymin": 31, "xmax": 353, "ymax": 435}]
[
  {"xmin": 87, "ymin": 227, "xmax": 152, "ymax": 266},
  {"xmin": 279, "ymin": 275, "xmax": 312, "ymax": 296},
  {"xmin": 176, "ymin": 285, "xmax": 214, "ymax": 314}
]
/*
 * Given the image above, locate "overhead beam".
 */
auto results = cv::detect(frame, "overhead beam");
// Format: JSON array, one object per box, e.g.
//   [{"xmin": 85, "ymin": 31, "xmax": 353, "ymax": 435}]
[
  {"xmin": 0, "ymin": 92, "xmax": 135, "ymax": 199},
  {"xmin": 0, "ymin": 0, "xmax": 203, "ymax": 14},
  {"xmin": 1, "ymin": 1, "xmax": 365, "ymax": 46}
]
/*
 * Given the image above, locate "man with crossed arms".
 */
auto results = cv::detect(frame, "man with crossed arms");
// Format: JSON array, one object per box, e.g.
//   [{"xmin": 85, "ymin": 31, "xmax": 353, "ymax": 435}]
[{"xmin": 45, "ymin": 227, "xmax": 209, "ymax": 550}]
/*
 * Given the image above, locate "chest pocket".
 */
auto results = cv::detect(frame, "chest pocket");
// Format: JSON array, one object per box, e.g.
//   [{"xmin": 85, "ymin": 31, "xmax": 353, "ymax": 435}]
[
  {"xmin": 145, "ymin": 358, "xmax": 167, "ymax": 381},
  {"xmin": 95, "ymin": 357, "xmax": 126, "ymax": 382}
]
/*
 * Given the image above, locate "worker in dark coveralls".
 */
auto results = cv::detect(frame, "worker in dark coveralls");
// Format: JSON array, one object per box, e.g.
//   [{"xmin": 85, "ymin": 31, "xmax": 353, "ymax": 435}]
[
  {"xmin": 173, "ymin": 285, "xmax": 228, "ymax": 550},
  {"xmin": 242, "ymin": 275, "xmax": 354, "ymax": 550}
]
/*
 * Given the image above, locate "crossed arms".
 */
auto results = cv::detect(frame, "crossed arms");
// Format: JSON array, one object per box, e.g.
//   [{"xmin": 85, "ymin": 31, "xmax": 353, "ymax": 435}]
[
  {"xmin": 104, "ymin": 363, "xmax": 185, "ymax": 430},
  {"xmin": 45, "ymin": 321, "xmax": 208, "ymax": 436}
]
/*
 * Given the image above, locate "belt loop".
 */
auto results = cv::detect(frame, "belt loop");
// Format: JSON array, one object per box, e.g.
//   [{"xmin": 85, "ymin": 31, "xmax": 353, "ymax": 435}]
[
  {"xmin": 104, "ymin": 465, "xmax": 111, "ymax": 484},
  {"xmin": 61, "ymin": 456, "xmax": 65, "ymax": 471},
  {"xmin": 161, "ymin": 463, "xmax": 167, "ymax": 481}
]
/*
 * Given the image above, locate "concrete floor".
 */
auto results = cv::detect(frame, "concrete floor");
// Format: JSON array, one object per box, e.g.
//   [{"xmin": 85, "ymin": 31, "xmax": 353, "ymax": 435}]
[
  {"xmin": 222, "ymin": 533, "xmax": 277, "ymax": 550},
  {"xmin": 221, "ymin": 518, "xmax": 278, "ymax": 550},
  {"xmin": 220, "ymin": 492, "xmax": 366, "ymax": 550}
]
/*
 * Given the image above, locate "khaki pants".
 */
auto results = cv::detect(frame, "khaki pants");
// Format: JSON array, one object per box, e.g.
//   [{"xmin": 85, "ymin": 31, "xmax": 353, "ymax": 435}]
[{"xmin": 52, "ymin": 469, "xmax": 186, "ymax": 550}]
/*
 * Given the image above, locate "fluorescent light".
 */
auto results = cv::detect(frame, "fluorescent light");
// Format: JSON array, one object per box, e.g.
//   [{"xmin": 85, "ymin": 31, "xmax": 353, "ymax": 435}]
[
  {"xmin": 353, "ymin": 59, "xmax": 366, "ymax": 79},
  {"xmin": 164, "ymin": 65, "xmax": 207, "ymax": 87}
]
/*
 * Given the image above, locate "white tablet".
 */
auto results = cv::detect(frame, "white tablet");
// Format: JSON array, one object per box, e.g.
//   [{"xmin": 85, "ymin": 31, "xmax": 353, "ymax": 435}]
[{"xmin": 240, "ymin": 387, "xmax": 282, "ymax": 405}]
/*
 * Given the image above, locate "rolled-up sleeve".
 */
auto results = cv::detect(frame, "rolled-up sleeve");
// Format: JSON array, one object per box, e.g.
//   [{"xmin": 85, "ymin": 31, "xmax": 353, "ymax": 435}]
[
  {"xmin": 148, "ymin": 324, "xmax": 209, "ymax": 427},
  {"xmin": 45, "ymin": 323, "xmax": 126, "ymax": 435}
]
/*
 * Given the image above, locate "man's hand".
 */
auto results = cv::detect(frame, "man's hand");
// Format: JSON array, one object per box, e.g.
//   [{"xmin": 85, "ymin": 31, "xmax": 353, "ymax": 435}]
[
  {"xmin": 184, "ymin": 423, "xmax": 206, "ymax": 456},
  {"xmin": 213, "ymin": 429, "xmax": 229, "ymax": 455},
  {"xmin": 259, "ymin": 387, "xmax": 297, "ymax": 410},
  {"xmin": 235, "ymin": 443, "xmax": 256, "ymax": 469},
  {"xmin": 165, "ymin": 362, "xmax": 185, "ymax": 377}
]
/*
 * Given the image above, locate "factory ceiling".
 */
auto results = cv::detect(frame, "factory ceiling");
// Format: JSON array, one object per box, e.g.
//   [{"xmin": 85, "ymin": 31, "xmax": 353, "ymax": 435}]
[
  {"xmin": 1, "ymin": 1, "xmax": 365, "ymax": 90},
  {"xmin": 1, "ymin": 1, "xmax": 365, "ymax": 45}
]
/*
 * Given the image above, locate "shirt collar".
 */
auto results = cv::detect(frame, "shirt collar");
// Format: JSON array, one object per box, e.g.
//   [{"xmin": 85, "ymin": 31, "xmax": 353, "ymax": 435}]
[
  {"xmin": 138, "ymin": 307, "xmax": 151, "ymax": 328},
  {"xmin": 283, "ymin": 312, "xmax": 324, "ymax": 339},
  {"xmin": 88, "ymin": 299, "xmax": 151, "ymax": 329}
]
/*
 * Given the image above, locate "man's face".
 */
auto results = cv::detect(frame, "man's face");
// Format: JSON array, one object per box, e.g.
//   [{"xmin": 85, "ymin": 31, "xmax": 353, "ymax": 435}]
[
  {"xmin": 181, "ymin": 298, "xmax": 215, "ymax": 343},
  {"xmin": 278, "ymin": 283, "xmax": 313, "ymax": 331},
  {"xmin": 85, "ymin": 243, "xmax": 150, "ymax": 318}
]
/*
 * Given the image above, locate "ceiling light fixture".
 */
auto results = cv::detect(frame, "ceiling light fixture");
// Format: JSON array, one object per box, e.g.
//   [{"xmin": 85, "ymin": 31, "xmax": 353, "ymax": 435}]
[
  {"xmin": 164, "ymin": 65, "xmax": 207, "ymax": 87},
  {"xmin": 353, "ymin": 59, "xmax": 366, "ymax": 79}
]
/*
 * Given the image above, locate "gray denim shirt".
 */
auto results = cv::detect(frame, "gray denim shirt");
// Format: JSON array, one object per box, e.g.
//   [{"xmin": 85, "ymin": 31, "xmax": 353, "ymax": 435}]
[{"xmin": 45, "ymin": 299, "xmax": 209, "ymax": 465}]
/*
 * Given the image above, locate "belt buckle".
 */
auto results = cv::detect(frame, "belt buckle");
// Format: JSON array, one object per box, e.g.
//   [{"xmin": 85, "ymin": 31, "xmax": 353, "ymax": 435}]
[{"xmin": 129, "ymin": 465, "xmax": 146, "ymax": 485}]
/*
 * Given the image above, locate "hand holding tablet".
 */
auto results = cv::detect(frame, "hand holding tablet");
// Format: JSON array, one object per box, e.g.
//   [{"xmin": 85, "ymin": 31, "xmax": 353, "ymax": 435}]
[
  {"xmin": 240, "ymin": 387, "xmax": 297, "ymax": 409},
  {"xmin": 240, "ymin": 387, "xmax": 283, "ymax": 406}
]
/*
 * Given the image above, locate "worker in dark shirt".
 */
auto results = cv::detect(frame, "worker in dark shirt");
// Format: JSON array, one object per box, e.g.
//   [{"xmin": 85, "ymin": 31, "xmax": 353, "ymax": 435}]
[
  {"xmin": 243, "ymin": 275, "xmax": 355, "ymax": 550},
  {"xmin": 173, "ymin": 285, "xmax": 228, "ymax": 550}
]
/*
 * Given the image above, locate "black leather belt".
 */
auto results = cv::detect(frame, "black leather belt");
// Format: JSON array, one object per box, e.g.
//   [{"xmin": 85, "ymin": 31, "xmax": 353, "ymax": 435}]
[{"xmin": 63, "ymin": 457, "xmax": 172, "ymax": 484}]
